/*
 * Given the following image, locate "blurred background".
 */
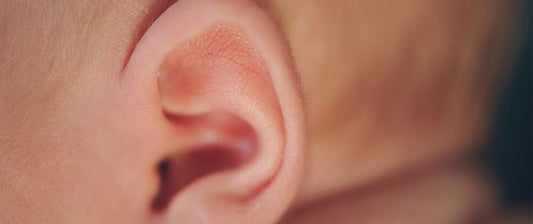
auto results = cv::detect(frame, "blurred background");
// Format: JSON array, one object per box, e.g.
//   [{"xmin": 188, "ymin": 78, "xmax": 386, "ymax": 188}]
[{"xmin": 486, "ymin": 0, "xmax": 531, "ymax": 211}]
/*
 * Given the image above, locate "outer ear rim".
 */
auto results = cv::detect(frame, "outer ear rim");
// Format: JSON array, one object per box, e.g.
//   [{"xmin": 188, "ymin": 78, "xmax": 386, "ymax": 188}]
[{"xmin": 120, "ymin": 0, "xmax": 306, "ymax": 222}]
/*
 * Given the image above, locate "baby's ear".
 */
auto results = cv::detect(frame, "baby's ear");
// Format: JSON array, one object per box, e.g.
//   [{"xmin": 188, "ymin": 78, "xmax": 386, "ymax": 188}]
[{"xmin": 119, "ymin": 0, "xmax": 306, "ymax": 223}]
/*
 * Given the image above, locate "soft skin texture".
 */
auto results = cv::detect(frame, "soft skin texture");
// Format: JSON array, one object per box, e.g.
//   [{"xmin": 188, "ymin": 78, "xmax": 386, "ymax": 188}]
[
  {"xmin": 119, "ymin": 0, "xmax": 306, "ymax": 222},
  {"xmin": 0, "ymin": 0, "xmax": 524, "ymax": 223},
  {"xmin": 1, "ymin": 0, "xmax": 306, "ymax": 223},
  {"xmin": 273, "ymin": 0, "xmax": 521, "ymax": 204}
]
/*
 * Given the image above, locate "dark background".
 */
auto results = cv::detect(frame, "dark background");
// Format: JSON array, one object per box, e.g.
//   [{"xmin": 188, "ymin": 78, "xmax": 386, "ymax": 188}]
[{"xmin": 486, "ymin": 0, "xmax": 531, "ymax": 209}]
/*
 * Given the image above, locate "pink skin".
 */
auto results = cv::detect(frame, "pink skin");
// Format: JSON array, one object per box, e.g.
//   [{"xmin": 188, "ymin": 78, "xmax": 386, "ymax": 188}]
[
  {"xmin": 0, "ymin": 0, "xmax": 523, "ymax": 223},
  {"xmin": 120, "ymin": 0, "xmax": 306, "ymax": 222},
  {"xmin": 1, "ymin": 0, "xmax": 306, "ymax": 223}
]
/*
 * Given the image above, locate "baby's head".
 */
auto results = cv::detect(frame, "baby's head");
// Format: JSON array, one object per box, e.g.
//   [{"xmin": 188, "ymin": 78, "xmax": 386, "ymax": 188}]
[{"xmin": 0, "ymin": 0, "xmax": 522, "ymax": 223}]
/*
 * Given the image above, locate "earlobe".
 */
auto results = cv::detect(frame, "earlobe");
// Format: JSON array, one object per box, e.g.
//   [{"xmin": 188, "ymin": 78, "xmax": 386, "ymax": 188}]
[{"xmin": 120, "ymin": 0, "xmax": 306, "ymax": 223}]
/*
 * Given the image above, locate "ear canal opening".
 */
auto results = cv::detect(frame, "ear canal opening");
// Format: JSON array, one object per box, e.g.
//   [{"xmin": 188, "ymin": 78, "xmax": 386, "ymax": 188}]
[
  {"xmin": 151, "ymin": 113, "xmax": 258, "ymax": 212},
  {"xmin": 151, "ymin": 144, "xmax": 248, "ymax": 211}
]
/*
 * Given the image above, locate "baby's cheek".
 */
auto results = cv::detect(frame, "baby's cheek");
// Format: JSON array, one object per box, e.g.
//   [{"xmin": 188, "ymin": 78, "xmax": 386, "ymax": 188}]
[{"xmin": 0, "ymin": 73, "xmax": 148, "ymax": 223}]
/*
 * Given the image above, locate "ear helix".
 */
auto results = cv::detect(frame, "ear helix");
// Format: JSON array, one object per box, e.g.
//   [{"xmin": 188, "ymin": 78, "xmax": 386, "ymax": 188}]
[
  {"xmin": 121, "ymin": 0, "xmax": 307, "ymax": 222},
  {"xmin": 150, "ymin": 25, "xmax": 272, "ymax": 212}
]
